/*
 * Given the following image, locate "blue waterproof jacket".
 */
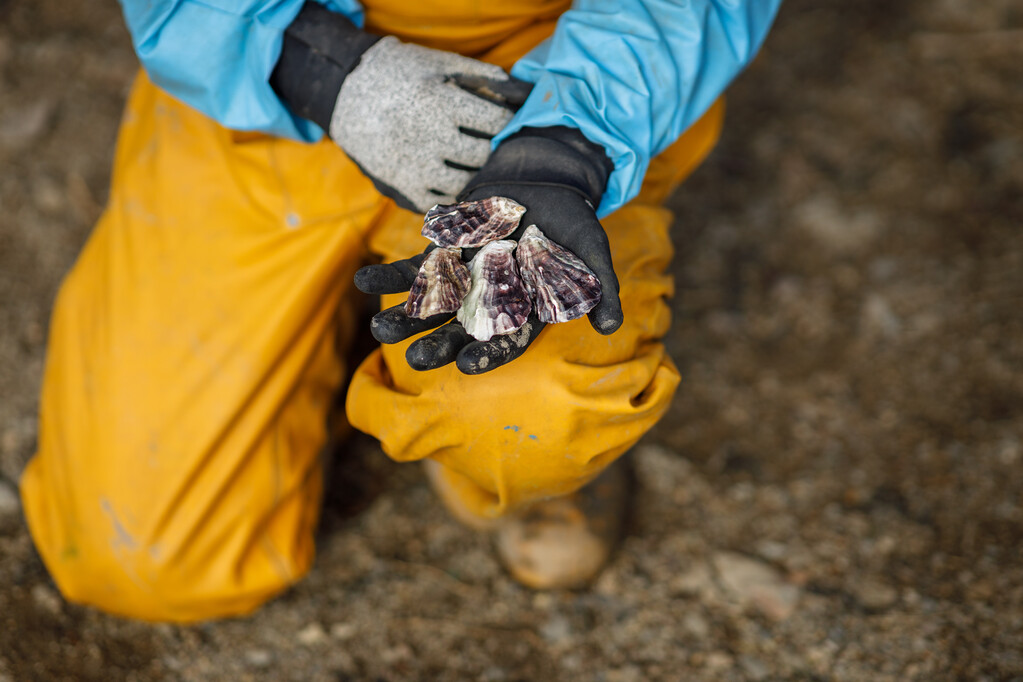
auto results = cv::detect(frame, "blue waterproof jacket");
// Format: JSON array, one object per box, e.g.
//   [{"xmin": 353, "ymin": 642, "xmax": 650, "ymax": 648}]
[{"xmin": 119, "ymin": 0, "xmax": 782, "ymax": 215}]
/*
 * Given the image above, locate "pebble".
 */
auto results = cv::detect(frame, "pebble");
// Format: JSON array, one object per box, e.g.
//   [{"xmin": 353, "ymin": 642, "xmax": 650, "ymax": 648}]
[
  {"xmin": 704, "ymin": 651, "xmax": 733, "ymax": 670},
  {"xmin": 862, "ymin": 294, "xmax": 901, "ymax": 339},
  {"xmin": 739, "ymin": 655, "xmax": 771, "ymax": 681},
  {"xmin": 681, "ymin": 611, "xmax": 710, "ymax": 639},
  {"xmin": 606, "ymin": 665, "xmax": 644, "ymax": 682},
  {"xmin": 380, "ymin": 643, "xmax": 412, "ymax": 664},
  {"xmin": 296, "ymin": 622, "xmax": 327, "ymax": 646},
  {"xmin": 669, "ymin": 562, "xmax": 719, "ymax": 600},
  {"xmin": 540, "ymin": 614, "xmax": 572, "ymax": 644},
  {"xmin": 795, "ymin": 195, "xmax": 881, "ymax": 255},
  {"xmin": 0, "ymin": 100, "xmax": 54, "ymax": 150},
  {"xmin": 853, "ymin": 578, "xmax": 899, "ymax": 611},
  {"xmin": 31, "ymin": 584, "xmax": 63, "ymax": 615},
  {"xmin": 0, "ymin": 479, "xmax": 20, "ymax": 517},
  {"xmin": 482, "ymin": 666, "xmax": 508, "ymax": 681},
  {"xmin": 330, "ymin": 622, "xmax": 357, "ymax": 641},
  {"xmin": 32, "ymin": 175, "xmax": 65, "ymax": 214},
  {"xmin": 243, "ymin": 649, "xmax": 272, "ymax": 669},
  {"xmin": 713, "ymin": 552, "xmax": 801, "ymax": 621}
]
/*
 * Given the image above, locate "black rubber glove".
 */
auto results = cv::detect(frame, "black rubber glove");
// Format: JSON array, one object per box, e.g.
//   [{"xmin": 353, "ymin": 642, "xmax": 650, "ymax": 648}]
[
  {"xmin": 354, "ymin": 126, "xmax": 621, "ymax": 375},
  {"xmin": 270, "ymin": 2, "xmax": 532, "ymax": 212}
]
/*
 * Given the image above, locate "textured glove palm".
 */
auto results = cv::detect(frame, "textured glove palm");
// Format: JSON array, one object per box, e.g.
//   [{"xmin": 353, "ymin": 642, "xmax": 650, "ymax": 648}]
[{"xmin": 355, "ymin": 127, "xmax": 622, "ymax": 375}]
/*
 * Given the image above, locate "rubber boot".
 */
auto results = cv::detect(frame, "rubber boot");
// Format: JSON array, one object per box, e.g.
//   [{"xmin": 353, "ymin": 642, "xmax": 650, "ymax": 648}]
[{"xmin": 495, "ymin": 457, "xmax": 630, "ymax": 589}]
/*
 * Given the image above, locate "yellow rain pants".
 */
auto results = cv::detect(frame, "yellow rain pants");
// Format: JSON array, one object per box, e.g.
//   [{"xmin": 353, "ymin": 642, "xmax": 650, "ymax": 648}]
[{"xmin": 20, "ymin": 0, "xmax": 724, "ymax": 622}]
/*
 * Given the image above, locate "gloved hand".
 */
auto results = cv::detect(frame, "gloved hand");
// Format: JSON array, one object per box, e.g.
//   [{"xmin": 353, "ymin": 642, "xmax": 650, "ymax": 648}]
[
  {"xmin": 355, "ymin": 126, "xmax": 623, "ymax": 375},
  {"xmin": 271, "ymin": 2, "xmax": 532, "ymax": 212}
]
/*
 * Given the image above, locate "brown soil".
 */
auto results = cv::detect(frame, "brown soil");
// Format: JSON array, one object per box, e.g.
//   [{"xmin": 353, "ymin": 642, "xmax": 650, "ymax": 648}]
[{"xmin": 1, "ymin": 0, "xmax": 1021, "ymax": 680}]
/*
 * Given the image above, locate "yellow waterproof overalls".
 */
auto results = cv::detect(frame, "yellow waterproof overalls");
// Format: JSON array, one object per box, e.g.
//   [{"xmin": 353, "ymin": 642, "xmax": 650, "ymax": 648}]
[{"xmin": 20, "ymin": 0, "xmax": 724, "ymax": 621}]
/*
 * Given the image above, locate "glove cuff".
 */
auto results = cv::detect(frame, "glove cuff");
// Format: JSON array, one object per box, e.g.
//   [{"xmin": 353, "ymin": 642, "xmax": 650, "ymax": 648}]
[
  {"xmin": 461, "ymin": 127, "xmax": 614, "ymax": 207},
  {"xmin": 270, "ymin": 2, "xmax": 380, "ymax": 132}
]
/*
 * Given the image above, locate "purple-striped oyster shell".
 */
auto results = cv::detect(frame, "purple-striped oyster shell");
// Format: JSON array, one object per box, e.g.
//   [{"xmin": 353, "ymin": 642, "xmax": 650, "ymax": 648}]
[
  {"xmin": 515, "ymin": 225, "xmax": 601, "ymax": 324},
  {"xmin": 456, "ymin": 240, "xmax": 531, "ymax": 342},
  {"xmin": 404, "ymin": 247, "xmax": 472, "ymax": 319},
  {"xmin": 422, "ymin": 197, "xmax": 526, "ymax": 248}
]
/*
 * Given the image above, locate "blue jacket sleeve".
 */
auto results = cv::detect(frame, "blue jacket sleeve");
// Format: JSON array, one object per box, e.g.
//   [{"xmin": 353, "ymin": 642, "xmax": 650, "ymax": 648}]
[
  {"xmin": 494, "ymin": 0, "xmax": 783, "ymax": 217},
  {"xmin": 118, "ymin": 0, "xmax": 363, "ymax": 141}
]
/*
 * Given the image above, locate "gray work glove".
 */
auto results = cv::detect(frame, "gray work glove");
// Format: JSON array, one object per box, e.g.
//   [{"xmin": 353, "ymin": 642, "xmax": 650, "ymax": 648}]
[{"xmin": 271, "ymin": 3, "xmax": 532, "ymax": 212}]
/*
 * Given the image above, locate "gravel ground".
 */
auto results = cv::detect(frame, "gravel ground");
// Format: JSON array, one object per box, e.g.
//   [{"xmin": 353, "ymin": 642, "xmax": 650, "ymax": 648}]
[{"xmin": 2, "ymin": 1, "xmax": 1022, "ymax": 680}]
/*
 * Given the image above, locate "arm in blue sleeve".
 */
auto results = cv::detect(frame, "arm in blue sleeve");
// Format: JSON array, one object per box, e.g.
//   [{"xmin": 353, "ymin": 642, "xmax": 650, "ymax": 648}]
[
  {"xmin": 494, "ymin": 0, "xmax": 783, "ymax": 217},
  {"xmin": 118, "ymin": 0, "xmax": 363, "ymax": 141}
]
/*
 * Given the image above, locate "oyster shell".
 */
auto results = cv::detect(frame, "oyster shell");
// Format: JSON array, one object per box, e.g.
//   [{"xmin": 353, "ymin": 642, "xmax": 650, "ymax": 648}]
[
  {"xmin": 404, "ymin": 247, "xmax": 472, "ymax": 319},
  {"xmin": 422, "ymin": 197, "xmax": 526, "ymax": 248},
  {"xmin": 456, "ymin": 240, "xmax": 531, "ymax": 342},
  {"xmin": 515, "ymin": 225, "xmax": 601, "ymax": 324}
]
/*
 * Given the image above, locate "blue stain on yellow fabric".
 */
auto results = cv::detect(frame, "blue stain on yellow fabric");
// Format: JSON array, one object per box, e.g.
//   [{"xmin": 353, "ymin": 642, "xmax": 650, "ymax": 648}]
[{"xmin": 504, "ymin": 425, "xmax": 519, "ymax": 432}]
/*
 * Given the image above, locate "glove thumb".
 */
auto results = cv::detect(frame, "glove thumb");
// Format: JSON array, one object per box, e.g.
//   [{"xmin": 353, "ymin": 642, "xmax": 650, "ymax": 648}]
[{"xmin": 450, "ymin": 74, "xmax": 533, "ymax": 112}]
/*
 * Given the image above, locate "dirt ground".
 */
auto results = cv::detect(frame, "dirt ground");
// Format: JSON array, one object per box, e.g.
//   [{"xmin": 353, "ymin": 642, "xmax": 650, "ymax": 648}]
[{"xmin": 1, "ymin": 0, "xmax": 1022, "ymax": 680}]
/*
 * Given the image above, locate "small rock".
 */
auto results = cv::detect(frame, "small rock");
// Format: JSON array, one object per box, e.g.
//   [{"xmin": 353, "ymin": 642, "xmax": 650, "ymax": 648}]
[
  {"xmin": 853, "ymin": 578, "xmax": 898, "ymax": 611},
  {"xmin": 681, "ymin": 611, "xmax": 710, "ymax": 639},
  {"xmin": 669, "ymin": 562, "xmax": 719, "ymax": 601},
  {"xmin": 381, "ymin": 644, "xmax": 412, "ymax": 664},
  {"xmin": 862, "ymin": 294, "xmax": 901, "ymax": 339},
  {"xmin": 560, "ymin": 654, "xmax": 582, "ymax": 672},
  {"xmin": 755, "ymin": 540, "xmax": 788, "ymax": 562},
  {"xmin": 795, "ymin": 195, "xmax": 881, "ymax": 255},
  {"xmin": 739, "ymin": 655, "xmax": 771, "ymax": 681},
  {"xmin": 532, "ymin": 592, "xmax": 554, "ymax": 610},
  {"xmin": 0, "ymin": 479, "xmax": 20, "ymax": 517},
  {"xmin": 162, "ymin": 655, "xmax": 183, "ymax": 672},
  {"xmin": 31, "ymin": 584, "xmax": 62, "ymax": 615},
  {"xmin": 32, "ymin": 176, "xmax": 65, "ymax": 214},
  {"xmin": 704, "ymin": 651, "xmax": 733, "ymax": 670},
  {"xmin": 997, "ymin": 437, "xmax": 1020, "ymax": 465},
  {"xmin": 482, "ymin": 666, "xmax": 508, "ymax": 681},
  {"xmin": 243, "ymin": 649, "xmax": 272, "ymax": 669},
  {"xmin": 296, "ymin": 622, "xmax": 327, "ymax": 646},
  {"xmin": 713, "ymin": 552, "xmax": 800, "ymax": 621},
  {"xmin": 330, "ymin": 622, "xmax": 357, "ymax": 640},
  {"xmin": 606, "ymin": 665, "xmax": 644, "ymax": 682},
  {"xmin": 807, "ymin": 641, "xmax": 840, "ymax": 674},
  {"xmin": 540, "ymin": 614, "xmax": 572, "ymax": 644},
  {"xmin": 0, "ymin": 100, "xmax": 55, "ymax": 150}
]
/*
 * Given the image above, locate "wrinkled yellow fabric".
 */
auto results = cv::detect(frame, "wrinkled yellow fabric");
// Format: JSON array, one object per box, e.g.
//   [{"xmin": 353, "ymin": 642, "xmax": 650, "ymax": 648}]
[{"xmin": 20, "ymin": 0, "xmax": 724, "ymax": 622}]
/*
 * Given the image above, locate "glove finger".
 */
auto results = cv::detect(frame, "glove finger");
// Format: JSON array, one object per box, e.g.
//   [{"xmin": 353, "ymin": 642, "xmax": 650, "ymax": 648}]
[
  {"xmin": 449, "ymin": 74, "xmax": 533, "ymax": 111},
  {"xmin": 422, "ymin": 46, "xmax": 509, "ymax": 80},
  {"xmin": 443, "ymin": 134, "xmax": 496, "ymax": 171},
  {"xmin": 420, "ymin": 190, "xmax": 458, "ymax": 209},
  {"xmin": 455, "ymin": 315, "xmax": 546, "ymax": 375},
  {"xmin": 450, "ymin": 87, "xmax": 515, "ymax": 138},
  {"xmin": 370, "ymin": 302, "xmax": 451, "ymax": 344},
  {"xmin": 560, "ymin": 229, "xmax": 624, "ymax": 335},
  {"xmin": 424, "ymin": 164, "xmax": 475, "ymax": 199},
  {"xmin": 405, "ymin": 321, "xmax": 472, "ymax": 371},
  {"xmin": 354, "ymin": 252, "xmax": 428, "ymax": 295}
]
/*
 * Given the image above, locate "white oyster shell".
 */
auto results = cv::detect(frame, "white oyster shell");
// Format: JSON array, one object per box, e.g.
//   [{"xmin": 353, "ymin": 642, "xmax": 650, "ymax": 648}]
[
  {"xmin": 456, "ymin": 240, "xmax": 531, "ymax": 342},
  {"xmin": 515, "ymin": 225, "xmax": 601, "ymax": 324},
  {"xmin": 422, "ymin": 197, "xmax": 526, "ymax": 248}
]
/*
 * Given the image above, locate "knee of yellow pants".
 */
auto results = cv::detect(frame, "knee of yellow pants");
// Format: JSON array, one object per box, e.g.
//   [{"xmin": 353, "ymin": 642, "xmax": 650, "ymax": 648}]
[
  {"xmin": 19, "ymin": 73, "xmax": 382, "ymax": 622},
  {"xmin": 19, "ymin": 272, "xmax": 342, "ymax": 621},
  {"xmin": 347, "ymin": 203, "xmax": 682, "ymax": 521},
  {"xmin": 21, "ymin": 450, "xmax": 323, "ymax": 622}
]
